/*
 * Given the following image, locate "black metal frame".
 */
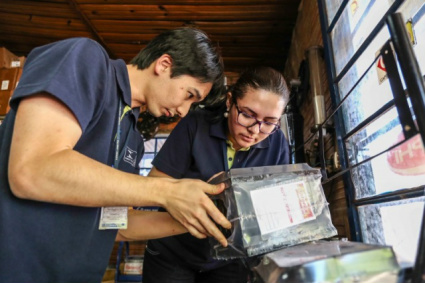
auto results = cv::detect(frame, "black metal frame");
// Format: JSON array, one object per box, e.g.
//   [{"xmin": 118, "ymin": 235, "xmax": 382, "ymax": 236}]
[
  {"xmin": 317, "ymin": 0, "xmax": 361, "ymax": 242},
  {"xmin": 317, "ymin": 0, "xmax": 425, "ymax": 281},
  {"xmin": 386, "ymin": 12, "xmax": 425, "ymax": 283}
]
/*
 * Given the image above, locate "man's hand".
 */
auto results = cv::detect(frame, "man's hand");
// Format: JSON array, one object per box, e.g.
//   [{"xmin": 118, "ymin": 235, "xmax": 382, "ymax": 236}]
[
  {"xmin": 163, "ymin": 178, "xmax": 231, "ymax": 247},
  {"xmin": 116, "ymin": 210, "xmax": 188, "ymax": 241},
  {"xmin": 148, "ymin": 166, "xmax": 231, "ymax": 246}
]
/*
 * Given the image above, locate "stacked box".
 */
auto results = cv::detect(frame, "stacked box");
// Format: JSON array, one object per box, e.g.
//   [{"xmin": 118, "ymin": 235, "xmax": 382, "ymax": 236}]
[
  {"xmin": 0, "ymin": 46, "xmax": 25, "ymax": 116},
  {"xmin": 0, "ymin": 47, "xmax": 25, "ymax": 69},
  {"xmin": 0, "ymin": 67, "xmax": 22, "ymax": 115}
]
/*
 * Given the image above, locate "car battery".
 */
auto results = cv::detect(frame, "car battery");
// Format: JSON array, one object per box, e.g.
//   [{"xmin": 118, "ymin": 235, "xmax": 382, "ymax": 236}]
[{"xmin": 208, "ymin": 164, "xmax": 337, "ymax": 259}]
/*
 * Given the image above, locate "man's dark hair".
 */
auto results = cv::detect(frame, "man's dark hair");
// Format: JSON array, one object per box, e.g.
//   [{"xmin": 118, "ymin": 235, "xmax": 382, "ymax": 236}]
[{"xmin": 130, "ymin": 27, "xmax": 223, "ymax": 85}]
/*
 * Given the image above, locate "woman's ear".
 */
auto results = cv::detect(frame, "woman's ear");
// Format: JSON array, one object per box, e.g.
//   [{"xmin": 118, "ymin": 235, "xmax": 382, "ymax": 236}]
[{"xmin": 226, "ymin": 92, "xmax": 232, "ymax": 109}]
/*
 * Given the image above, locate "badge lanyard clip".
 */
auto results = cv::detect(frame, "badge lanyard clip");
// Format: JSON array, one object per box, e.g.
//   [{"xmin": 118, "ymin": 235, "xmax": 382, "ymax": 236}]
[{"xmin": 99, "ymin": 100, "xmax": 129, "ymax": 230}]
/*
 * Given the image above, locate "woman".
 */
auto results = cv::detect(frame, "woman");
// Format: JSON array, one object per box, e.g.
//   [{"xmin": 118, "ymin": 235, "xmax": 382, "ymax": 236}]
[{"xmin": 143, "ymin": 66, "xmax": 290, "ymax": 283}]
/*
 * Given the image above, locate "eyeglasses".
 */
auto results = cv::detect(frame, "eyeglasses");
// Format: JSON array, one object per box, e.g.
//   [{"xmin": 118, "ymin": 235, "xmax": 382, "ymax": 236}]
[{"xmin": 233, "ymin": 102, "xmax": 280, "ymax": 134}]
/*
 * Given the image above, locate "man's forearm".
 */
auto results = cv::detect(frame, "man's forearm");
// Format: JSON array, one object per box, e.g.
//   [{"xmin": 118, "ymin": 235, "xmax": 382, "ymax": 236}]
[
  {"xmin": 9, "ymin": 147, "xmax": 173, "ymax": 208},
  {"xmin": 116, "ymin": 210, "xmax": 188, "ymax": 241}
]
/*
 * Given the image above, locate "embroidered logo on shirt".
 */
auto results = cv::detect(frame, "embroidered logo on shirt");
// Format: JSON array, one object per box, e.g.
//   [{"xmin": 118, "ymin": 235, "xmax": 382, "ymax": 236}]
[{"xmin": 124, "ymin": 146, "xmax": 137, "ymax": 167}]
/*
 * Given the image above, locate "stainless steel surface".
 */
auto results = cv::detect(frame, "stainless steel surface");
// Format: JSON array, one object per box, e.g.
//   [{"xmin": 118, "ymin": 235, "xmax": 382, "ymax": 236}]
[{"xmin": 254, "ymin": 240, "xmax": 401, "ymax": 283}]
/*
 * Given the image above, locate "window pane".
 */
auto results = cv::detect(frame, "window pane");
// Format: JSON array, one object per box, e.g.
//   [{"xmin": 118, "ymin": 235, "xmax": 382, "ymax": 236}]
[
  {"xmin": 144, "ymin": 139, "xmax": 156, "ymax": 152},
  {"xmin": 346, "ymin": 102, "xmax": 425, "ymax": 199},
  {"xmin": 340, "ymin": 56, "xmax": 393, "ymax": 134},
  {"xmin": 336, "ymin": 0, "xmax": 425, "ymax": 94},
  {"xmin": 338, "ymin": 0, "xmax": 425, "ymax": 199},
  {"xmin": 324, "ymin": 0, "xmax": 344, "ymax": 25},
  {"xmin": 139, "ymin": 169, "xmax": 150, "ymax": 177},
  {"xmin": 349, "ymin": 133, "xmax": 425, "ymax": 199},
  {"xmin": 338, "ymin": 27, "xmax": 390, "ymax": 100},
  {"xmin": 358, "ymin": 196, "xmax": 425, "ymax": 268},
  {"xmin": 412, "ymin": 4, "xmax": 425, "ymax": 76},
  {"xmin": 139, "ymin": 153, "xmax": 154, "ymax": 168},
  {"xmin": 138, "ymin": 135, "xmax": 169, "ymax": 176},
  {"xmin": 331, "ymin": 0, "xmax": 395, "ymax": 76},
  {"xmin": 156, "ymin": 138, "xmax": 167, "ymax": 152},
  {"xmin": 346, "ymin": 106, "xmax": 401, "ymax": 166}
]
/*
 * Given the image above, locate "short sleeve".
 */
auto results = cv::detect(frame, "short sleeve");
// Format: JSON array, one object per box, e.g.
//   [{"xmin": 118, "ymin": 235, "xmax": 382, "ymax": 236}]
[
  {"xmin": 10, "ymin": 38, "xmax": 111, "ymax": 132},
  {"xmin": 152, "ymin": 112, "xmax": 198, "ymax": 178},
  {"xmin": 273, "ymin": 131, "xmax": 289, "ymax": 165},
  {"xmin": 279, "ymin": 133, "xmax": 290, "ymax": 164}
]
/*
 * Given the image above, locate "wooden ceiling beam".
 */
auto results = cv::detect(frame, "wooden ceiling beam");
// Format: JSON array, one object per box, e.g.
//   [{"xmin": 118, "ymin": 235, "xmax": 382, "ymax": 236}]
[
  {"xmin": 99, "ymin": 32, "xmax": 291, "ymax": 45},
  {"xmin": 90, "ymin": 20, "xmax": 294, "ymax": 35},
  {"xmin": 1, "ymin": 24, "xmax": 91, "ymax": 39},
  {"xmin": 109, "ymin": 43, "xmax": 286, "ymax": 57},
  {"xmin": 0, "ymin": 12, "xmax": 86, "ymax": 31},
  {"xmin": 79, "ymin": 4, "xmax": 296, "ymax": 21},
  {"xmin": 67, "ymin": 0, "xmax": 115, "ymax": 58},
  {"xmin": 0, "ymin": 1, "xmax": 79, "ymax": 18},
  {"xmin": 76, "ymin": 0, "xmax": 285, "ymax": 4},
  {"xmin": 0, "ymin": 0, "xmax": 299, "ymax": 74}
]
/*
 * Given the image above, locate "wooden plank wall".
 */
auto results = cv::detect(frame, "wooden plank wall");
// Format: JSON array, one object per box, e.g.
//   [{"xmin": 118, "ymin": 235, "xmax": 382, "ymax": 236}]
[{"xmin": 283, "ymin": 0, "xmax": 351, "ymax": 239}]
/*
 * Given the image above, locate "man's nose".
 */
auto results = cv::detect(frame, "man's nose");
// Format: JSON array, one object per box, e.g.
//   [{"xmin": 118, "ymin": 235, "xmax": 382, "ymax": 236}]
[{"xmin": 176, "ymin": 102, "xmax": 192, "ymax": 118}]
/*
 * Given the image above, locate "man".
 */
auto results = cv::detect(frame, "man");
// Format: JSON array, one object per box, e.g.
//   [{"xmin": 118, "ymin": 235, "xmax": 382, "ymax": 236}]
[{"xmin": 0, "ymin": 28, "xmax": 230, "ymax": 283}]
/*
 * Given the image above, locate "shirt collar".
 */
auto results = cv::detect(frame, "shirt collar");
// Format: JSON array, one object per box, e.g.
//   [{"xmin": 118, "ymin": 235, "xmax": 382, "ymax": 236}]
[
  {"xmin": 111, "ymin": 59, "xmax": 140, "ymax": 123},
  {"xmin": 111, "ymin": 59, "xmax": 132, "ymax": 107},
  {"xmin": 226, "ymin": 140, "xmax": 250, "ymax": 151},
  {"xmin": 210, "ymin": 118, "xmax": 271, "ymax": 149}
]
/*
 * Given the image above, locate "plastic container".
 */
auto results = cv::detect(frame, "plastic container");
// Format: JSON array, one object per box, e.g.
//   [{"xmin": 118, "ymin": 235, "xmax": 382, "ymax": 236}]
[{"xmin": 123, "ymin": 255, "xmax": 144, "ymax": 275}]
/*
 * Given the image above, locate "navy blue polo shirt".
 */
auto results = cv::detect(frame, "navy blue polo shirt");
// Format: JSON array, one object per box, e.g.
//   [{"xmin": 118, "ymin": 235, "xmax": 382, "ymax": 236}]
[
  {"xmin": 0, "ymin": 38, "xmax": 143, "ymax": 283},
  {"xmin": 148, "ymin": 109, "xmax": 289, "ymax": 269}
]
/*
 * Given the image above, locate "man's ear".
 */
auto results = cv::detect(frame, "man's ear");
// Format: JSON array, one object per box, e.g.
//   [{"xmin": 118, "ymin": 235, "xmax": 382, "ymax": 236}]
[{"xmin": 154, "ymin": 54, "xmax": 172, "ymax": 75}]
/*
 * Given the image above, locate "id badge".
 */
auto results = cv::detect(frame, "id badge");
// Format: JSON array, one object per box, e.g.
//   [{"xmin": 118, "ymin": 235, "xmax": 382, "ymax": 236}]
[{"xmin": 99, "ymin": 206, "xmax": 128, "ymax": 230}]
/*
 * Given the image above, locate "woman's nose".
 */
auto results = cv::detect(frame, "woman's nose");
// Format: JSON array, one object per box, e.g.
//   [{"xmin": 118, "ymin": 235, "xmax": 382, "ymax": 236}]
[{"xmin": 247, "ymin": 122, "xmax": 261, "ymax": 134}]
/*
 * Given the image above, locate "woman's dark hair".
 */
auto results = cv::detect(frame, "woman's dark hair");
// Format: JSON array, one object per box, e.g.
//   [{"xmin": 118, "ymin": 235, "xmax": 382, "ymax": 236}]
[
  {"xmin": 206, "ymin": 66, "xmax": 290, "ymax": 122},
  {"xmin": 130, "ymin": 27, "xmax": 223, "ymax": 86}
]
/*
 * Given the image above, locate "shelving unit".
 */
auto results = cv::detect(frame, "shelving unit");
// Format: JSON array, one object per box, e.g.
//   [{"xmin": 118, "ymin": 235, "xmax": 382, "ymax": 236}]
[{"xmin": 115, "ymin": 241, "xmax": 143, "ymax": 283}]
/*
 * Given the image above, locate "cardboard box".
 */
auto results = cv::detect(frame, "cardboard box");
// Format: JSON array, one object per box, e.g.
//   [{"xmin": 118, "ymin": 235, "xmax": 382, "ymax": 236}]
[
  {"xmin": 0, "ymin": 47, "xmax": 25, "ymax": 69},
  {"xmin": 0, "ymin": 67, "xmax": 22, "ymax": 115}
]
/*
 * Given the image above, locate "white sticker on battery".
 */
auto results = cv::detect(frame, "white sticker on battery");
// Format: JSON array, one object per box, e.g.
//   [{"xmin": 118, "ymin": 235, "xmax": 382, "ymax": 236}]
[{"xmin": 250, "ymin": 181, "xmax": 316, "ymax": 235}]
